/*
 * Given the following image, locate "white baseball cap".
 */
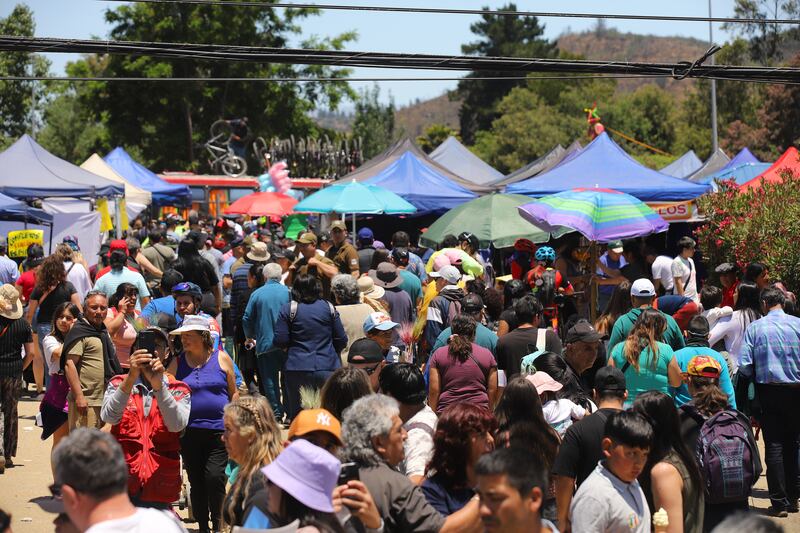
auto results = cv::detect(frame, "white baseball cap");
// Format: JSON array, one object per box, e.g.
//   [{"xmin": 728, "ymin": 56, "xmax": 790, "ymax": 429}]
[
  {"xmin": 631, "ymin": 278, "xmax": 656, "ymax": 297},
  {"xmin": 430, "ymin": 265, "xmax": 461, "ymax": 285}
]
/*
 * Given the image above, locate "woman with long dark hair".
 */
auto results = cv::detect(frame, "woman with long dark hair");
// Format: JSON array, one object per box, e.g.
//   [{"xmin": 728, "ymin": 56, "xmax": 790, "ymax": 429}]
[
  {"xmin": 320, "ymin": 367, "xmax": 372, "ymax": 421},
  {"xmin": 173, "ymin": 239, "xmax": 221, "ymax": 316},
  {"xmin": 743, "ymin": 262, "xmax": 769, "ymax": 289},
  {"xmin": 104, "ymin": 282, "xmax": 140, "ymax": 369},
  {"xmin": 428, "ymin": 315, "xmax": 498, "ymax": 415},
  {"xmin": 497, "ymin": 279, "xmax": 529, "ymax": 337},
  {"xmin": 26, "ymin": 255, "xmax": 82, "ymax": 391},
  {"xmin": 609, "ymin": 308, "xmax": 682, "ymax": 406},
  {"xmin": 531, "ymin": 351, "xmax": 594, "ymax": 411},
  {"xmin": 421, "ymin": 403, "xmax": 497, "ymax": 516},
  {"xmin": 39, "ymin": 301, "xmax": 79, "ymax": 473},
  {"xmin": 274, "ymin": 274, "xmax": 347, "ymax": 421},
  {"xmin": 634, "ymin": 391, "xmax": 705, "ymax": 533},
  {"xmin": 595, "ymin": 280, "xmax": 632, "ymax": 336},
  {"xmin": 708, "ymin": 281, "xmax": 762, "ymax": 373}
]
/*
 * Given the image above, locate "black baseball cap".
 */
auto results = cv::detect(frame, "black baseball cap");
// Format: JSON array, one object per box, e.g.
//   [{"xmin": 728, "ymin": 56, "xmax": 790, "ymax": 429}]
[
  {"xmin": 565, "ymin": 320, "xmax": 604, "ymax": 343},
  {"xmin": 347, "ymin": 338, "xmax": 384, "ymax": 364},
  {"xmin": 594, "ymin": 366, "xmax": 626, "ymax": 392},
  {"xmin": 462, "ymin": 293, "xmax": 484, "ymax": 314}
]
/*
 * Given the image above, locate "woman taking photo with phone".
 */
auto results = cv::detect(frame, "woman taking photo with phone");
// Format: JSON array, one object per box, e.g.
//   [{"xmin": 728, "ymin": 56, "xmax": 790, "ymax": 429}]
[
  {"xmin": 105, "ymin": 283, "xmax": 141, "ymax": 370},
  {"xmin": 101, "ymin": 327, "xmax": 191, "ymax": 509},
  {"xmin": 39, "ymin": 302, "xmax": 79, "ymax": 475}
]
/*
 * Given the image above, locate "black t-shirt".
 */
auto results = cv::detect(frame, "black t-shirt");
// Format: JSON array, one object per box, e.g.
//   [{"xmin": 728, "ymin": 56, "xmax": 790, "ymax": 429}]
[
  {"xmin": 499, "ymin": 308, "xmax": 519, "ymax": 332},
  {"xmin": 30, "ymin": 281, "xmax": 77, "ymax": 323},
  {"xmin": 495, "ymin": 326, "xmax": 562, "ymax": 379},
  {"xmin": 620, "ymin": 262, "xmax": 647, "ymax": 283},
  {"xmin": 0, "ymin": 316, "xmax": 33, "ymax": 378},
  {"xmin": 552, "ymin": 407, "xmax": 620, "ymax": 486},
  {"xmin": 176, "ymin": 259, "xmax": 219, "ymax": 293}
]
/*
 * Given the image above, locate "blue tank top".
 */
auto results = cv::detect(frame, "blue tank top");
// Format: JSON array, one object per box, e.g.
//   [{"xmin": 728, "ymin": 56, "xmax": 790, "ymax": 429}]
[{"xmin": 176, "ymin": 348, "xmax": 228, "ymax": 430}]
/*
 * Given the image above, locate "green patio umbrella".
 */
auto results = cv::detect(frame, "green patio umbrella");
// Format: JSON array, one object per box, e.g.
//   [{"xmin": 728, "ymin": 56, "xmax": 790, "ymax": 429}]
[{"xmin": 419, "ymin": 193, "xmax": 560, "ymax": 249}]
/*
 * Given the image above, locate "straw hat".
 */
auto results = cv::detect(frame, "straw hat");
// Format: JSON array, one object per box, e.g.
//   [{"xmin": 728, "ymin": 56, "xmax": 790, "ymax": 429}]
[
  {"xmin": 357, "ymin": 276, "xmax": 385, "ymax": 300},
  {"xmin": 0, "ymin": 284, "xmax": 23, "ymax": 320}
]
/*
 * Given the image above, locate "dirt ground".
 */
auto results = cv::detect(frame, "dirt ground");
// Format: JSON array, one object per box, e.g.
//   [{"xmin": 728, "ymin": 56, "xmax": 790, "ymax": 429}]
[{"xmin": 1, "ymin": 395, "xmax": 798, "ymax": 532}]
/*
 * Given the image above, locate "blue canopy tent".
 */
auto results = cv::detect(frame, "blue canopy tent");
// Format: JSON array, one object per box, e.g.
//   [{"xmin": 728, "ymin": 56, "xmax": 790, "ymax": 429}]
[
  {"xmin": 429, "ymin": 136, "xmax": 504, "ymax": 187},
  {"xmin": 719, "ymin": 147, "xmax": 760, "ymax": 173},
  {"xmin": 104, "ymin": 147, "xmax": 191, "ymax": 206},
  {"xmin": 506, "ymin": 132, "xmax": 711, "ymax": 202},
  {"xmin": 660, "ymin": 150, "xmax": 702, "ymax": 178},
  {"xmin": 364, "ymin": 152, "xmax": 477, "ymax": 213},
  {"xmin": 699, "ymin": 162, "xmax": 772, "ymax": 188},
  {"xmin": 0, "ymin": 192, "xmax": 53, "ymax": 225},
  {"xmin": 0, "ymin": 135, "xmax": 124, "ymax": 199},
  {"xmin": 494, "ymin": 140, "xmax": 583, "ymax": 189}
]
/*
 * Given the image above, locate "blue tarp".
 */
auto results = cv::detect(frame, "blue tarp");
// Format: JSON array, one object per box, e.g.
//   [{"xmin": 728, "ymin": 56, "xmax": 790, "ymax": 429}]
[
  {"xmin": 0, "ymin": 192, "xmax": 52, "ymax": 224},
  {"xmin": 104, "ymin": 147, "xmax": 191, "ymax": 206},
  {"xmin": 719, "ymin": 148, "xmax": 760, "ymax": 172},
  {"xmin": 364, "ymin": 152, "xmax": 477, "ymax": 213},
  {"xmin": 660, "ymin": 150, "xmax": 703, "ymax": 178},
  {"xmin": 506, "ymin": 132, "xmax": 711, "ymax": 201},
  {"xmin": 430, "ymin": 136, "xmax": 504, "ymax": 186},
  {"xmin": 0, "ymin": 135, "xmax": 124, "ymax": 199}
]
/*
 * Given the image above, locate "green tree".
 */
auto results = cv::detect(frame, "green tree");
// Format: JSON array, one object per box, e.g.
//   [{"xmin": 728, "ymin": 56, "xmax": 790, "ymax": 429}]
[
  {"xmin": 603, "ymin": 85, "xmax": 676, "ymax": 155},
  {"xmin": 0, "ymin": 4, "xmax": 50, "ymax": 148},
  {"xmin": 352, "ymin": 85, "xmax": 395, "ymax": 160},
  {"xmin": 723, "ymin": 0, "xmax": 800, "ymax": 65},
  {"xmin": 471, "ymin": 77, "xmax": 615, "ymax": 173},
  {"xmin": 456, "ymin": 3, "xmax": 557, "ymax": 144},
  {"xmin": 73, "ymin": 1, "xmax": 355, "ymax": 170},
  {"xmin": 416, "ymin": 124, "xmax": 459, "ymax": 153}
]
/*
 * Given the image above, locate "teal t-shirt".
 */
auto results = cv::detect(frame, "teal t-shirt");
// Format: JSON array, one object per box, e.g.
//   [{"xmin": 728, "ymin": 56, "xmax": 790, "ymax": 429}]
[
  {"xmin": 671, "ymin": 346, "xmax": 736, "ymax": 409},
  {"xmin": 607, "ymin": 307, "xmax": 685, "ymax": 353},
  {"xmin": 610, "ymin": 340, "xmax": 675, "ymax": 405},
  {"xmin": 398, "ymin": 269, "xmax": 422, "ymax": 307}
]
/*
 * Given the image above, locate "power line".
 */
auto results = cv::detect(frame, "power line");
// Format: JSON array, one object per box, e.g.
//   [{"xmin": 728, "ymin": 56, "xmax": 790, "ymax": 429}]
[
  {"xmin": 0, "ymin": 74, "xmax": 674, "ymax": 82},
  {"xmin": 100, "ymin": 0, "xmax": 800, "ymax": 25},
  {"xmin": 3, "ymin": 36, "xmax": 799, "ymax": 83}
]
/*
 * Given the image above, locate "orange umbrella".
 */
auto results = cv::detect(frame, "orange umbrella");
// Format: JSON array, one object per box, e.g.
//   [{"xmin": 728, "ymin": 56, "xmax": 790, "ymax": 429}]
[{"xmin": 223, "ymin": 191, "xmax": 298, "ymax": 217}]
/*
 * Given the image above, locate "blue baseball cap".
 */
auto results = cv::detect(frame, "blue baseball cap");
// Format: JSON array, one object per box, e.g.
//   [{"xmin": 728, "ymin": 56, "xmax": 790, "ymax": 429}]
[
  {"xmin": 363, "ymin": 311, "xmax": 398, "ymax": 333},
  {"xmin": 357, "ymin": 227, "xmax": 374, "ymax": 242}
]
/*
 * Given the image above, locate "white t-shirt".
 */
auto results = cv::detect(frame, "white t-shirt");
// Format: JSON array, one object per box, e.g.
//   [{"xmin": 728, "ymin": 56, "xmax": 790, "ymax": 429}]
[
  {"xmin": 64, "ymin": 261, "xmax": 93, "ymax": 302},
  {"xmin": 401, "ymin": 405, "xmax": 438, "ymax": 478},
  {"xmin": 543, "ymin": 398, "xmax": 586, "ymax": 437},
  {"xmin": 85, "ymin": 508, "xmax": 187, "ymax": 533},
  {"xmin": 671, "ymin": 256, "xmax": 698, "ymax": 303},
  {"xmin": 42, "ymin": 334, "xmax": 63, "ymax": 375},
  {"xmin": 651, "ymin": 255, "xmax": 674, "ymax": 292}
]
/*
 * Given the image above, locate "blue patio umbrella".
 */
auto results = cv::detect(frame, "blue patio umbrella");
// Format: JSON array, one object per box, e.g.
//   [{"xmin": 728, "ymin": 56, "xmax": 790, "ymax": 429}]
[{"xmin": 293, "ymin": 180, "xmax": 416, "ymax": 232}]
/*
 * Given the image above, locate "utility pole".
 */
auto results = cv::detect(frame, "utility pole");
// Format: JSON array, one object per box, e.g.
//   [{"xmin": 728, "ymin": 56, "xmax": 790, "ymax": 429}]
[{"xmin": 709, "ymin": 0, "xmax": 719, "ymax": 153}]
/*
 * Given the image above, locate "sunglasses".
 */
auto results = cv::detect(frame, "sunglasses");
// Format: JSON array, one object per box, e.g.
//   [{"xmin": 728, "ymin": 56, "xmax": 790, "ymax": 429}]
[{"xmin": 362, "ymin": 361, "xmax": 382, "ymax": 375}]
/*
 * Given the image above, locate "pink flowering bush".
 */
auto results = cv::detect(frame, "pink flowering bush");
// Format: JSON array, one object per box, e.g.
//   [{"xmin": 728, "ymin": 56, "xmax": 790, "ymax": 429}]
[{"xmin": 695, "ymin": 171, "xmax": 800, "ymax": 291}]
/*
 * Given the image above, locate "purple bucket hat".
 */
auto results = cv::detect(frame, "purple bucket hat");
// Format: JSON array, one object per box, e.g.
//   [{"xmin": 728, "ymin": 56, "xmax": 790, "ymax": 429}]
[{"xmin": 262, "ymin": 438, "xmax": 340, "ymax": 513}]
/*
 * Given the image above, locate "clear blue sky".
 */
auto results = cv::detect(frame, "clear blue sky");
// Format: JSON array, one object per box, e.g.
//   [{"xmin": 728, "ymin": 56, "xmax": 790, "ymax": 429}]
[{"xmin": 7, "ymin": 0, "xmax": 740, "ymax": 106}]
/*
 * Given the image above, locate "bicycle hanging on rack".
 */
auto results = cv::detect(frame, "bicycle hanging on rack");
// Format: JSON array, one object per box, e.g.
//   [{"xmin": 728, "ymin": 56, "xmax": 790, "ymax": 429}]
[{"xmin": 204, "ymin": 120, "xmax": 248, "ymax": 177}]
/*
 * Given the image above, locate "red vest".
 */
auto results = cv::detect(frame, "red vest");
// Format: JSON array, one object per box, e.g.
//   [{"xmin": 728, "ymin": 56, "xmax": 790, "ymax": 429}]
[{"xmin": 109, "ymin": 374, "xmax": 190, "ymax": 503}]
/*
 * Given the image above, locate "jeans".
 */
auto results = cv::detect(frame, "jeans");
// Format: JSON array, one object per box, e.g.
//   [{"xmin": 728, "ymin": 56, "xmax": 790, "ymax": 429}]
[
  {"xmin": 257, "ymin": 348, "xmax": 285, "ymax": 420},
  {"xmin": 180, "ymin": 427, "xmax": 228, "ymax": 533},
  {"xmin": 36, "ymin": 322, "xmax": 52, "ymax": 389},
  {"xmin": 757, "ymin": 384, "xmax": 800, "ymax": 510},
  {"xmin": 284, "ymin": 370, "xmax": 335, "ymax": 421}
]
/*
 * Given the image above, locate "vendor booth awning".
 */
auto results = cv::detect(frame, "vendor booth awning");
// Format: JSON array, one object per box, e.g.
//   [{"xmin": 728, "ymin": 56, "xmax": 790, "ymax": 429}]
[
  {"xmin": 506, "ymin": 132, "xmax": 711, "ymax": 202},
  {"xmin": 429, "ymin": 136, "xmax": 504, "ymax": 186},
  {"xmin": 494, "ymin": 142, "xmax": 584, "ymax": 189},
  {"xmin": 699, "ymin": 162, "xmax": 771, "ymax": 188},
  {"xmin": 336, "ymin": 138, "xmax": 494, "ymax": 194},
  {"xmin": 0, "ymin": 192, "xmax": 52, "ymax": 224},
  {"xmin": 363, "ymin": 151, "xmax": 477, "ymax": 213},
  {"xmin": 686, "ymin": 148, "xmax": 731, "ymax": 183},
  {"xmin": 0, "ymin": 135, "xmax": 124, "ymax": 199},
  {"xmin": 660, "ymin": 150, "xmax": 702, "ymax": 178},
  {"xmin": 81, "ymin": 154, "xmax": 152, "ymax": 206},
  {"xmin": 104, "ymin": 147, "xmax": 191, "ymax": 206},
  {"xmin": 740, "ymin": 147, "xmax": 800, "ymax": 190},
  {"xmin": 720, "ymin": 147, "xmax": 760, "ymax": 172}
]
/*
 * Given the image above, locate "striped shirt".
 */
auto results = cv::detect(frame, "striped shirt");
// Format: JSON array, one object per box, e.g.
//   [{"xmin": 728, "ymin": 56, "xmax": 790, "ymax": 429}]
[
  {"xmin": 739, "ymin": 309, "xmax": 800, "ymax": 384},
  {"xmin": 0, "ymin": 317, "xmax": 33, "ymax": 378}
]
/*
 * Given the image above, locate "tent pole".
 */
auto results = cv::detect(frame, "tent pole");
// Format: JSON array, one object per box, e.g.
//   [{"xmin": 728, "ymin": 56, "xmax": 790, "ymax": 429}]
[
  {"xmin": 590, "ymin": 242, "xmax": 598, "ymax": 323},
  {"xmin": 48, "ymin": 221, "xmax": 53, "ymax": 255},
  {"xmin": 352, "ymin": 212, "xmax": 356, "ymax": 236}
]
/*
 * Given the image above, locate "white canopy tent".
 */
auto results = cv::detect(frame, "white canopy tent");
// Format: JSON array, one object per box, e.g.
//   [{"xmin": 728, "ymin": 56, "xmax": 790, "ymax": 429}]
[{"xmin": 81, "ymin": 153, "xmax": 151, "ymax": 219}]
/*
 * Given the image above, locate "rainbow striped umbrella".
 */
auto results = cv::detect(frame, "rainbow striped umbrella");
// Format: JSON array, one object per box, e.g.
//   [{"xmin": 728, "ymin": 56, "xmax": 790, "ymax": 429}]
[{"xmin": 517, "ymin": 188, "xmax": 668, "ymax": 242}]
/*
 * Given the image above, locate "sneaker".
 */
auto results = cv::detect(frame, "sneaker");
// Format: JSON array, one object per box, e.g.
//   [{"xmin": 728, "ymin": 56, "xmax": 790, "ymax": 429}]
[
  {"xmin": 788, "ymin": 504, "xmax": 799, "ymax": 513},
  {"xmin": 768, "ymin": 506, "xmax": 789, "ymax": 518},
  {"xmin": 0, "ymin": 457, "xmax": 5, "ymax": 474}
]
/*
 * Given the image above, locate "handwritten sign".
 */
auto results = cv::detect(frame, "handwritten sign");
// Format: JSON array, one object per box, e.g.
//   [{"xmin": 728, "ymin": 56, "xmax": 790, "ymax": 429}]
[{"xmin": 7, "ymin": 229, "xmax": 43, "ymax": 258}]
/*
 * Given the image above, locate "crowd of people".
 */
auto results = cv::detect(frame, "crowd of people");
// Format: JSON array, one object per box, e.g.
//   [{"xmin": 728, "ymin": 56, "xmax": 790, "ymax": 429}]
[{"xmin": 0, "ymin": 210, "xmax": 795, "ymax": 533}]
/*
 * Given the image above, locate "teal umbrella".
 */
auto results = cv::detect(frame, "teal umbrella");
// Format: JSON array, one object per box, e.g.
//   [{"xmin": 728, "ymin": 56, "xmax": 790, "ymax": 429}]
[
  {"xmin": 293, "ymin": 180, "xmax": 416, "ymax": 233},
  {"xmin": 419, "ymin": 193, "xmax": 560, "ymax": 249}
]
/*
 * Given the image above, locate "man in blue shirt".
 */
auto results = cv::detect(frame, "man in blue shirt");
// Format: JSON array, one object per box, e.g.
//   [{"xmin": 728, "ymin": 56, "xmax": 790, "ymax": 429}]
[
  {"xmin": 243, "ymin": 263, "xmax": 290, "ymax": 420},
  {"xmin": 0, "ymin": 238, "xmax": 19, "ymax": 285},
  {"xmin": 671, "ymin": 315, "xmax": 736, "ymax": 409},
  {"xmin": 739, "ymin": 286, "xmax": 800, "ymax": 516},
  {"xmin": 141, "ymin": 269, "xmax": 183, "ymax": 326}
]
